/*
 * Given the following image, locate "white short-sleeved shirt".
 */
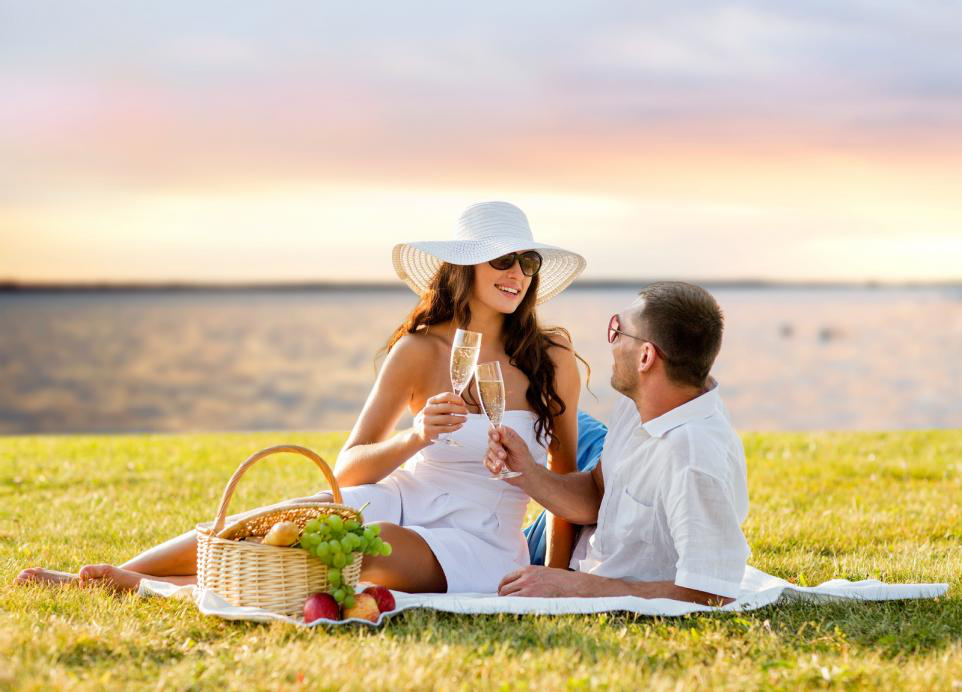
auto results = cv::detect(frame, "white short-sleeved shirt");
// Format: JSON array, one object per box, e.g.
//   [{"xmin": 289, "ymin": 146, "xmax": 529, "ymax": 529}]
[{"xmin": 571, "ymin": 385, "xmax": 750, "ymax": 599}]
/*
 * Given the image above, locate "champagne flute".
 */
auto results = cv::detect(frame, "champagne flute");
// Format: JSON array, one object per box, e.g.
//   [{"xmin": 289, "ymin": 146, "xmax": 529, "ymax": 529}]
[
  {"xmin": 477, "ymin": 361, "xmax": 522, "ymax": 480},
  {"xmin": 437, "ymin": 328, "xmax": 482, "ymax": 446}
]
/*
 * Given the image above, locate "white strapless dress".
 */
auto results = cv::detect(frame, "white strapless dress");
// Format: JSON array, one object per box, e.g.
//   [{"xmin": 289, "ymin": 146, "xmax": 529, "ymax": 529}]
[{"xmin": 335, "ymin": 411, "xmax": 548, "ymax": 593}]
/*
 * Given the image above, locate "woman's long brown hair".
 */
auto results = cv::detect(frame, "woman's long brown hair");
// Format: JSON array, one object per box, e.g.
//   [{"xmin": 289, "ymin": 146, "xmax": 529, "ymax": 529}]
[{"xmin": 383, "ymin": 263, "xmax": 586, "ymax": 449}]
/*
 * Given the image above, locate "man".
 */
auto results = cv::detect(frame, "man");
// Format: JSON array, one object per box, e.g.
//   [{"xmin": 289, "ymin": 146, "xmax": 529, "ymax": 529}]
[{"xmin": 485, "ymin": 281, "xmax": 749, "ymax": 605}]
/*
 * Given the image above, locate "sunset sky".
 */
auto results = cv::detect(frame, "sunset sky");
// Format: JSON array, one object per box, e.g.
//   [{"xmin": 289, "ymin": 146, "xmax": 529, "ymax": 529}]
[{"xmin": 2, "ymin": 1, "xmax": 961, "ymax": 282}]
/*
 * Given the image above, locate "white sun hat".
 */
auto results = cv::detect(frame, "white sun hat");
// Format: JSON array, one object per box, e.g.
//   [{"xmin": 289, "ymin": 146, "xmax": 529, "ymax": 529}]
[{"xmin": 392, "ymin": 201, "xmax": 587, "ymax": 305}]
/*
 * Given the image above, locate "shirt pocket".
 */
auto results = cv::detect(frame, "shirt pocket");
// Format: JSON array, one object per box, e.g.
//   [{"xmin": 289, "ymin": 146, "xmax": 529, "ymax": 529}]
[{"xmin": 618, "ymin": 487, "xmax": 656, "ymax": 545}]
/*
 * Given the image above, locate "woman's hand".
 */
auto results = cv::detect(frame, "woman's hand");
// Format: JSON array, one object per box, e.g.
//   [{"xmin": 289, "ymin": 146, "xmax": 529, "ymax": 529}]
[{"xmin": 413, "ymin": 392, "xmax": 468, "ymax": 445}]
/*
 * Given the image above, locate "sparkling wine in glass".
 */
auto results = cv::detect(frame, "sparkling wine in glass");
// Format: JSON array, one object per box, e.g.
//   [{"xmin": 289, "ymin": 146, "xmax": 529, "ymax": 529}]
[
  {"xmin": 477, "ymin": 361, "xmax": 521, "ymax": 479},
  {"xmin": 438, "ymin": 328, "xmax": 481, "ymax": 446}
]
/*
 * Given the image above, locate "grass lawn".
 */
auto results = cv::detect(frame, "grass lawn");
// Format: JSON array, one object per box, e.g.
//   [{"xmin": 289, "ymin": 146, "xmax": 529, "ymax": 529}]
[{"xmin": 1, "ymin": 430, "xmax": 961, "ymax": 690}]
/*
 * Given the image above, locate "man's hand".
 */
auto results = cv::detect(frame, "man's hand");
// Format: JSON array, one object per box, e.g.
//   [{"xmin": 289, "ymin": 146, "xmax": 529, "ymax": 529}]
[
  {"xmin": 498, "ymin": 566, "xmax": 586, "ymax": 597},
  {"xmin": 484, "ymin": 425, "xmax": 540, "ymax": 484},
  {"xmin": 499, "ymin": 567, "xmax": 736, "ymax": 604}
]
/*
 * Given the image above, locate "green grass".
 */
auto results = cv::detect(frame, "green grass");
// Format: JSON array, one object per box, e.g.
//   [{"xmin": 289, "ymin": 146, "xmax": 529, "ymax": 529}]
[{"xmin": 1, "ymin": 430, "xmax": 961, "ymax": 690}]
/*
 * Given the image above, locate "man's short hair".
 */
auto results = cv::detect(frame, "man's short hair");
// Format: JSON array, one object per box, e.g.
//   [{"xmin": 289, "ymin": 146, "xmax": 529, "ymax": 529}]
[{"xmin": 635, "ymin": 281, "xmax": 723, "ymax": 388}]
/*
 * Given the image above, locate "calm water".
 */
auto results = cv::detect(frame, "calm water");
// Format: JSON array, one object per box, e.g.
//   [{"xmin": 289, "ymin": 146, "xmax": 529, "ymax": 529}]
[{"xmin": 1, "ymin": 286, "xmax": 961, "ymax": 434}]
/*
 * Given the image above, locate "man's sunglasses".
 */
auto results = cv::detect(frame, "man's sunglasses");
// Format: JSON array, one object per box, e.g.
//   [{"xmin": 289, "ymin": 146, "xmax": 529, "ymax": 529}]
[
  {"xmin": 607, "ymin": 314, "xmax": 673, "ymax": 361},
  {"xmin": 488, "ymin": 251, "xmax": 543, "ymax": 277}
]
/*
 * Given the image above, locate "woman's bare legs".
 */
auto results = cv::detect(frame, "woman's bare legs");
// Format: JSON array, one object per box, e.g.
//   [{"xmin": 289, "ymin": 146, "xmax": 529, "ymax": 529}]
[
  {"xmin": 119, "ymin": 530, "xmax": 199, "ymax": 575},
  {"xmin": 14, "ymin": 569, "xmax": 77, "ymax": 586},
  {"xmin": 15, "ymin": 495, "xmax": 326, "ymax": 591},
  {"xmin": 19, "ymin": 519, "xmax": 447, "ymax": 594},
  {"xmin": 15, "ymin": 526, "xmax": 199, "ymax": 590},
  {"xmin": 360, "ymin": 522, "xmax": 447, "ymax": 593},
  {"xmin": 73, "ymin": 528, "xmax": 202, "ymax": 592},
  {"xmin": 16, "ymin": 495, "xmax": 449, "ymax": 594},
  {"xmin": 72, "ymin": 521, "xmax": 449, "ymax": 594}
]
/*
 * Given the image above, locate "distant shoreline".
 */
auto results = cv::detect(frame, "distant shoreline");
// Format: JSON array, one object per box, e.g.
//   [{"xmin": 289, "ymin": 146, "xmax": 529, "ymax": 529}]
[{"xmin": 2, "ymin": 279, "xmax": 961, "ymax": 294}]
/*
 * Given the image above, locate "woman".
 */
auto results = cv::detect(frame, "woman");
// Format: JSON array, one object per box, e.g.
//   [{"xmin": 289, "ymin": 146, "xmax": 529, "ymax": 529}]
[{"xmin": 16, "ymin": 200, "xmax": 586, "ymax": 594}]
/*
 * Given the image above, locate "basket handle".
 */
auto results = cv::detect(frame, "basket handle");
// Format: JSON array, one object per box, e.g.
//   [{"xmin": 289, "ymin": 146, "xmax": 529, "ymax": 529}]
[{"xmin": 210, "ymin": 444, "xmax": 343, "ymax": 535}]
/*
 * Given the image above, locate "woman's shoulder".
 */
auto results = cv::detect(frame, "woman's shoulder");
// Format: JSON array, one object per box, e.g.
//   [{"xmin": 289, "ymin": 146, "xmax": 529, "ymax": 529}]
[
  {"xmin": 542, "ymin": 328, "xmax": 580, "ymax": 401},
  {"xmin": 546, "ymin": 328, "xmax": 572, "ymax": 346},
  {"xmin": 386, "ymin": 328, "xmax": 448, "ymax": 365},
  {"xmin": 544, "ymin": 328, "xmax": 576, "ymax": 364},
  {"xmin": 376, "ymin": 331, "xmax": 447, "ymax": 396}
]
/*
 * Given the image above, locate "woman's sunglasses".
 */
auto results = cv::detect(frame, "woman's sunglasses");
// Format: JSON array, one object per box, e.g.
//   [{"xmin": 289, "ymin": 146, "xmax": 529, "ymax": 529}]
[{"xmin": 488, "ymin": 251, "xmax": 543, "ymax": 277}]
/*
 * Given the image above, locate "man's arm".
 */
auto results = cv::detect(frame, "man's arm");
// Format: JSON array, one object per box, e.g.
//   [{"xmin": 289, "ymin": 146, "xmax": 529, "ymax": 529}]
[
  {"xmin": 485, "ymin": 426, "xmax": 604, "ymax": 525},
  {"xmin": 498, "ymin": 566, "xmax": 734, "ymax": 606}
]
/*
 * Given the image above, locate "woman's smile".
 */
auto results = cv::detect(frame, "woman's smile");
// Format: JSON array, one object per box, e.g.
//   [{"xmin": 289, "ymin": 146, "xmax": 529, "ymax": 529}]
[{"xmin": 495, "ymin": 282, "xmax": 522, "ymax": 298}]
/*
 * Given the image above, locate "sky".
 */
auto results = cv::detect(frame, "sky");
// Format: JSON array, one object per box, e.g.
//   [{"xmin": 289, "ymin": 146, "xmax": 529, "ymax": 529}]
[{"xmin": 2, "ymin": 1, "xmax": 961, "ymax": 283}]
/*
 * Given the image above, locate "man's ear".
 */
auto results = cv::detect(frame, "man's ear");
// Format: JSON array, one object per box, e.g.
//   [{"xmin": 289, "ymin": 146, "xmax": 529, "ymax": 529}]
[{"xmin": 638, "ymin": 343, "xmax": 655, "ymax": 374}]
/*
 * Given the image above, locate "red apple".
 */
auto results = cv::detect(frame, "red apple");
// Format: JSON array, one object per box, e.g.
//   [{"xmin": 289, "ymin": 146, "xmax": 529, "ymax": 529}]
[
  {"xmin": 363, "ymin": 585, "xmax": 396, "ymax": 613},
  {"xmin": 342, "ymin": 592, "xmax": 380, "ymax": 622},
  {"xmin": 303, "ymin": 592, "xmax": 340, "ymax": 623}
]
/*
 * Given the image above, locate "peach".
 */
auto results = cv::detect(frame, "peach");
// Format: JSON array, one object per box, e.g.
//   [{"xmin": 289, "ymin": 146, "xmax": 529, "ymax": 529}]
[{"xmin": 342, "ymin": 592, "xmax": 380, "ymax": 622}]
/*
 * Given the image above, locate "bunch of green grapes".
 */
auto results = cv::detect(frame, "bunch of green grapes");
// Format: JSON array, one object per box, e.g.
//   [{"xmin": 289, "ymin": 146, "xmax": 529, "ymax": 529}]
[{"xmin": 299, "ymin": 514, "xmax": 392, "ymax": 609}]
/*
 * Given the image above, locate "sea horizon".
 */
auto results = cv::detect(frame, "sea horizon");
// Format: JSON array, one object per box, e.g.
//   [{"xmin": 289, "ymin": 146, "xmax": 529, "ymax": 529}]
[
  {"xmin": 2, "ymin": 284, "xmax": 960, "ymax": 435},
  {"xmin": 4, "ymin": 278, "xmax": 962, "ymax": 293}
]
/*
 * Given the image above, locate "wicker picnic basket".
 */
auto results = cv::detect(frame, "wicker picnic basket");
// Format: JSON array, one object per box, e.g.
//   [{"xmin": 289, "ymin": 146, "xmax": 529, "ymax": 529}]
[{"xmin": 195, "ymin": 444, "xmax": 363, "ymax": 617}]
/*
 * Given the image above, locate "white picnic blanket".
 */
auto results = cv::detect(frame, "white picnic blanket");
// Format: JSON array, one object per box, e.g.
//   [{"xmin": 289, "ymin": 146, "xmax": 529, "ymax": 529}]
[{"xmin": 139, "ymin": 566, "xmax": 948, "ymax": 627}]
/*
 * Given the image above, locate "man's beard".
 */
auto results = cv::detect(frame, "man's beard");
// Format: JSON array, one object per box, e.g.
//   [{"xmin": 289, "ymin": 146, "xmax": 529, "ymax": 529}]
[{"xmin": 610, "ymin": 364, "xmax": 636, "ymax": 397}]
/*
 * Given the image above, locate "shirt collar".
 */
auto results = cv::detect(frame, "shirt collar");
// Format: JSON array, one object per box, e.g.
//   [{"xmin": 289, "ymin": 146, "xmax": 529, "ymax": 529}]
[{"xmin": 640, "ymin": 383, "xmax": 722, "ymax": 439}]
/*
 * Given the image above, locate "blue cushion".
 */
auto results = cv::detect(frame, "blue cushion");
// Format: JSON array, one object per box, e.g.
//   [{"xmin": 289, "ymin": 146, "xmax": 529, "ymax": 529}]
[{"xmin": 522, "ymin": 409, "xmax": 607, "ymax": 566}]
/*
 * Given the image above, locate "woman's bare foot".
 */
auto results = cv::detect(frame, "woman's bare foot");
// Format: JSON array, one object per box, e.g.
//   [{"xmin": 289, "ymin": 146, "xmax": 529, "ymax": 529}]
[
  {"xmin": 15, "ymin": 567, "xmax": 79, "ymax": 586},
  {"xmin": 77, "ymin": 564, "xmax": 146, "ymax": 593}
]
